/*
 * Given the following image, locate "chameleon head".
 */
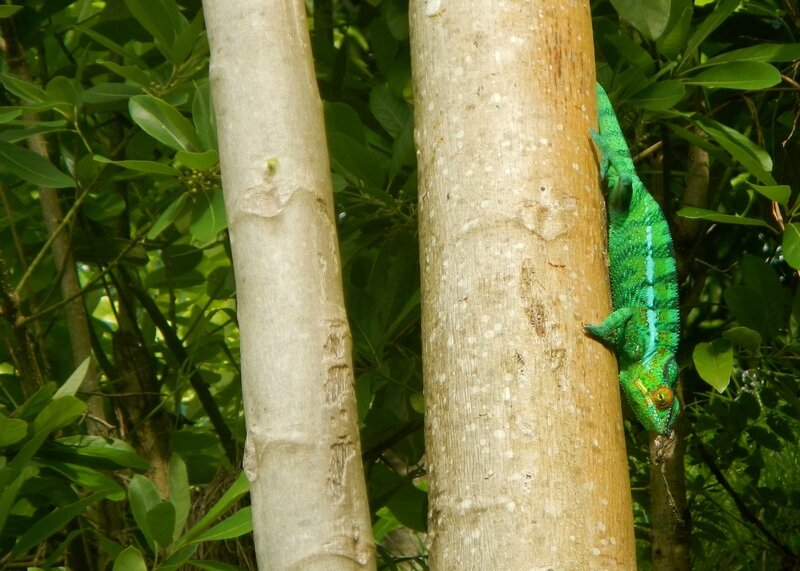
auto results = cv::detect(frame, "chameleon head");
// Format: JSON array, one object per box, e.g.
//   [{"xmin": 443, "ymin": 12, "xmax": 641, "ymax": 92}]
[{"xmin": 620, "ymin": 361, "xmax": 680, "ymax": 435}]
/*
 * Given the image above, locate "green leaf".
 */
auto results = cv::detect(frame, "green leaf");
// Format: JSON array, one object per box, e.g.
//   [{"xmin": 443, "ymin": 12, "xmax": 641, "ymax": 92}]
[
  {"xmin": 148, "ymin": 194, "xmax": 191, "ymax": 239},
  {"xmin": 192, "ymin": 81, "xmax": 217, "ymax": 151},
  {"xmin": 129, "ymin": 95, "xmax": 202, "ymax": 152},
  {"xmin": 169, "ymin": 454, "xmax": 191, "ymax": 542},
  {"xmin": 603, "ymin": 36, "xmax": 654, "ymax": 77},
  {"xmin": 694, "ymin": 117, "xmax": 775, "ymax": 185},
  {"xmin": 609, "ymin": 0, "xmax": 671, "ymax": 40},
  {"xmin": 766, "ymin": 415, "xmax": 796, "ymax": 443},
  {"xmin": 721, "ymin": 326, "xmax": 761, "ymax": 352},
  {"xmin": 190, "ymin": 188, "xmax": 227, "ymax": 245},
  {"xmin": 94, "ymin": 154, "xmax": 180, "ymax": 176},
  {"xmin": 737, "ymin": 392, "xmax": 761, "ymax": 421},
  {"xmin": 0, "ymin": 466, "xmax": 37, "ymax": 537},
  {"xmin": 782, "ymin": 223, "xmax": 800, "ymax": 270},
  {"xmin": 705, "ymin": 43, "xmax": 800, "ymax": 65},
  {"xmin": 124, "ymin": 0, "xmax": 188, "ymax": 63},
  {"xmin": 157, "ymin": 545, "xmax": 198, "ymax": 571},
  {"xmin": 682, "ymin": 0, "xmax": 739, "ymax": 64},
  {"xmin": 676, "ymin": 207, "xmax": 772, "ymax": 228},
  {"xmin": 178, "ymin": 472, "xmax": 249, "ymax": 547},
  {"xmin": 747, "ymin": 426, "xmax": 782, "ymax": 451},
  {"xmin": 12, "ymin": 492, "xmax": 108, "ymax": 557},
  {"xmin": 15, "ymin": 383, "xmax": 56, "ymax": 421},
  {"xmin": 48, "ymin": 74, "xmax": 78, "ymax": 101},
  {"xmin": 175, "ymin": 150, "xmax": 219, "ymax": 171},
  {"xmin": 629, "ymin": 80, "xmax": 685, "ymax": 110},
  {"xmin": 325, "ymin": 102, "xmax": 367, "ymax": 143},
  {"xmin": 112, "ymin": 546, "xmax": 148, "ymax": 571},
  {"xmin": 53, "ymin": 357, "xmax": 91, "ymax": 399},
  {"xmin": 0, "ymin": 413, "xmax": 27, "ymax": 447},
  {"xmin": 748, "ymin": 183, "xmax": 790, "ymax": 207},
  {"xmin": 328, "ymin": 132, "xmax": 386, "ymax": 189},
  {"xmin": 128, "ymin": 474, "xmax": 164, "ymax": 548},
  {"xmin": 171, "ymin": 10, "xmax": 206, "ymax": 64},
  {"xmin": 370, "ymin": 85, "xmax": 410, "ymax": 138},
  {"xmin": 0, "ymin": 107, "xmax": 21, "ymax": 123},
  {"xmin": 84, "ymin": 83, "xmax": 143, "ymax": 104},
  {"xmin": 387, "ymin": 482, "xmax": 427, "ymax": 533},
  {"xmin": 97, "ymin": 61, "xmax": 152, "ymax": 87},
  {"xmin": 0, "ymin": 72, "xmax": 52, "ymax": 104},
  {"xmin": 0, "ymin": 141, "xmax": 75, "ymax": 188},
  {"xmin": 56, "ymin": 436, "xmax": 149, "ymax": 470},
  {"xmin": 147, "ymin": 500, "xmax": 177, "ymax": 548},
  {"xmin": 33, "ymin": 396, "xmax": 86, "ymax": 433},
  {"xmin": 655, "ymin": 2, "xmax": 692, "ymax": 59},
  {"xmin": 686, "ymin": 61, "xmax": 781, "ymax": 90},
  {"xmin": 38, "ymin": 460, "xmax": 125, "ymax": 498},
  {"xmin": 0, "ymin": 6, "xmax": 23, "ymax": 18},
  {"xmin": 191, "ymin": 507, "xmax": 253, "ymax": 543},
  {"xmin": 693, "ymin": 339, "xmax": 733, "ymax": 392},
  {"xmin": 384, "ymin": 0, "xmax": 409, "ymax": 40},
  {"xmin": 724, "ymin": 255, "xmax": 789, "ymax": 338},
  {"xmin": 73, "ymin": 25, "xmax": 148, "ymax": 67}
]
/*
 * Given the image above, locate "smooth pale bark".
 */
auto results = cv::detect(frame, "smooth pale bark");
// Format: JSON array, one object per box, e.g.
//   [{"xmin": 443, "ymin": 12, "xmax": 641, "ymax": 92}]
[
  {"xmin": 203, "ymin": 2, "xmax": 375, "ymax": 568},
  {"xmin": 410, "ymin": 1, "xmax": 636, "ymax": 569}
]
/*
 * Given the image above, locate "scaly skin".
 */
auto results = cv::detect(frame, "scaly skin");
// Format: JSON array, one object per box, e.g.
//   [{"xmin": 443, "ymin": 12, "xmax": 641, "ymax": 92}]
[{"xmin": 584, "ymin": 83, "xmax": 680, "ymax": 435}]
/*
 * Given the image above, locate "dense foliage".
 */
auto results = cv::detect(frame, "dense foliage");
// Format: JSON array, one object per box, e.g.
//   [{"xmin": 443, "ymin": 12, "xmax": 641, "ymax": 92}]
[{"xmin": 0, "ymin": 0, "xmax": 797, "ymax": 569}]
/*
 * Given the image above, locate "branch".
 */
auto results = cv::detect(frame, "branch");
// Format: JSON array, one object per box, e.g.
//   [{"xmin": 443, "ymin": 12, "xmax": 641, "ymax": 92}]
[
  {"xmin": 119, "ymin": 266, "xmax": 240, "ymax": 466},
  {"xmin": 697, "ymin": 442, "xmax": 794, "ymax": 561}
]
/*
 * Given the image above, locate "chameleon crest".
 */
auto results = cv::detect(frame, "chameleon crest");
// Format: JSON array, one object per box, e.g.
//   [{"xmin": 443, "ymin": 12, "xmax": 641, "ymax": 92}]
[{"xmin": 584, "ymin": 83, "xmax": 680, "ymax": 435}]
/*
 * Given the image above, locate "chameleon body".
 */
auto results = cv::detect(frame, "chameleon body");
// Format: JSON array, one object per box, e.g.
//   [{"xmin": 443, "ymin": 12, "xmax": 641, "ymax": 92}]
[{"xmin": 584, "ymin": 83, "xmax": 680, "ymax": 435}]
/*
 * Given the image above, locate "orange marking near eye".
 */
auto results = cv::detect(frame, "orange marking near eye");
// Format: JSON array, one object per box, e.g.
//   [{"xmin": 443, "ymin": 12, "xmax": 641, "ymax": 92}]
[{"xmin": 650, "ymin": 387, "xmax": 674, "ymax": 410}]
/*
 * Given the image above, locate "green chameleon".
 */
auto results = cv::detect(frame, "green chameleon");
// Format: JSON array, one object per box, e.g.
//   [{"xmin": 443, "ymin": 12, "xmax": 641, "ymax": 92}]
[{"xmin": 584, "ymin": 82, "xmax": 680, "ymax": 435}]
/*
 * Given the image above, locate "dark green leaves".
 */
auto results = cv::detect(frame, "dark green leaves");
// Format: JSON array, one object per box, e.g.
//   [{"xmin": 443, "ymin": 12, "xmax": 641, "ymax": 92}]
[
  {"xmin": 0, "ymin": 141, "xmax": 74, "ymax": 188},
  {"xmin": 608, "ymin": 0, "xmax": 671, "ymax": 41},
  {"xmin": 724, "ymin": 255, "xmax": 790, "ymax": 339},
  {"xmin": 124, "ymin": 0, "xmax": 190, "ymax": 64}
]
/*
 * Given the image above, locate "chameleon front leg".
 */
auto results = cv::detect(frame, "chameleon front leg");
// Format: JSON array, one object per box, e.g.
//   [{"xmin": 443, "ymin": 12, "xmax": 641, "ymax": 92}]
[{"xmin": 583, "ymin": 307, "xmax": 633, "ymax": 348}]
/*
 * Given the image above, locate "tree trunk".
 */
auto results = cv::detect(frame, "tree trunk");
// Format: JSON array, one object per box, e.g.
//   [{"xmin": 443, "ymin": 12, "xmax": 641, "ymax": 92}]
[
  {"xmin": 410, "ymin": 1, "xmax": 637, "ymax": 568},
  {"xmin": 203, "ymin": 1, "xmax": 375, "ymax": 568}
]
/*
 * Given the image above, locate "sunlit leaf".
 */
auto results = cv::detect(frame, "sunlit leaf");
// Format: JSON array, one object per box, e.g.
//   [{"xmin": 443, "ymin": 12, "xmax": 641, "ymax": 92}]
[
  {"xmin": 693, "ymin": 339, "xmax": 733, "ymax": 392},
  {"xmin": 129, "ymin": 95, "xmax": 202, "ymax": 152},
  {"xmin": 677, "ymin": 207, "xmax": 772, "ymax": 228},
  {"xmin": 191, "ymin": 507, "xmax": 252, "ymax": 543},
  {"xmin": 782, "ymin": 223, "xmax": 800, "ymax": 269},
  {"xmin": 53, "ymin": 357, "xmax": 91, "ymax": 399},
  {"xmin": 112, "ymin": 546, "xmax": 147, "ymax": 571},
  {"xmin": 686, "ymin": 61, "xmax": 781, "ymax": 90}
]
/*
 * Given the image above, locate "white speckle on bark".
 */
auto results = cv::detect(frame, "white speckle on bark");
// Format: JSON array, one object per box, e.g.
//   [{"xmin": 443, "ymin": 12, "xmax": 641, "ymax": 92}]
[{"xmin": 425, "ymin": 0, "xmax": 444, "ymax": 16}]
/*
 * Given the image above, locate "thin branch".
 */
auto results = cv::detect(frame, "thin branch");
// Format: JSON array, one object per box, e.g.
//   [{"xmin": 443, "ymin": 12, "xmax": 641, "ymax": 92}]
[{"xmin": 696, "ymin": 442, "xmax": 794, "ymax": 560}]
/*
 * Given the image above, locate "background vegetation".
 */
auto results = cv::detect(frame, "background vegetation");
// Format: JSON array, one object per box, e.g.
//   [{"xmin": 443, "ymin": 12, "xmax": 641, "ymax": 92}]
[{"xmin": 0, "ymin": 0, "xmax": 797, "ymax": 569}]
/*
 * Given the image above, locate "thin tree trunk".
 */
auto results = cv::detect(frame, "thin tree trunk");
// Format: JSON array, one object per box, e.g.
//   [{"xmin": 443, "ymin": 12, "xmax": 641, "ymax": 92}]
[
  {"xmin": 1, "ymin": 20, "xmax": 107, "ymax": 433},
  {"xmin": 410, "ymin": 1, "xmax": 637, "ymax": 568},
  {"xmin": 649, "ymin": 405, "xmax": 691, "ymax": 571},
  {"xmin": 203, "ymin": 1, "xmax": 375, "ymax": 568}
]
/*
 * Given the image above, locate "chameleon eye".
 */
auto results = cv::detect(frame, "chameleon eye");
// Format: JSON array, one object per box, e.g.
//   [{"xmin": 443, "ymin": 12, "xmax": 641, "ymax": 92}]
[{"xmin": 651, "ymin": 387, "xmax": 674, "ymax": 410}]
